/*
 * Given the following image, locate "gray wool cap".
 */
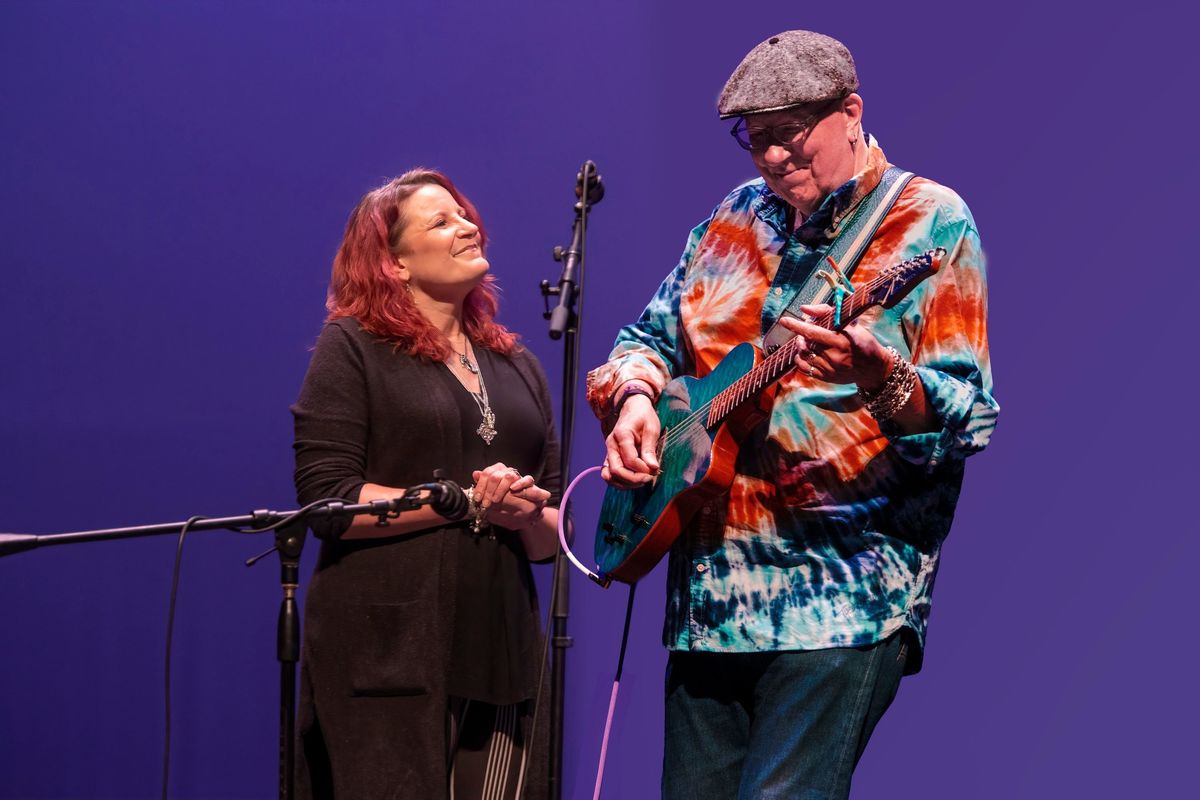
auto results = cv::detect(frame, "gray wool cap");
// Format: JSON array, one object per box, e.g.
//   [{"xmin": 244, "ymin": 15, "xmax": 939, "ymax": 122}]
[{"xmin": 717, "ymin": 30, "xmax": 858, "ymax": 119}]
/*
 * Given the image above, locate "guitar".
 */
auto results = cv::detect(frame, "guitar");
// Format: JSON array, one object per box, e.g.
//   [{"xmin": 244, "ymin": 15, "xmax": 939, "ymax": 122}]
[{"xmin": 594, "ymin": 248, "xmax": 946, "ymax": 584}]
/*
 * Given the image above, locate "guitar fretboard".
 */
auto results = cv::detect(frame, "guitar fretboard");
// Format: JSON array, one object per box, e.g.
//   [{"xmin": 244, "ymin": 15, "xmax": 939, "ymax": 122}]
[{"xmin": 705, "ymin": 248, "xmax": 943, "ymax": 427}]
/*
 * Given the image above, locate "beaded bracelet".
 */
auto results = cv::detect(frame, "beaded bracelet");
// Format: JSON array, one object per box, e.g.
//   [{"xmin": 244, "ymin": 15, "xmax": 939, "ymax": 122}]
[
  {"xmin": 465, "ymin": 491, "xmax": 492, "ymax": 537},
  {"xmin": 466, "ymin": 488, "xmax": 545, "ymax": 537},
  {"xmin": 858, "ymin": 346, "xmax": 918, "ymax": 421}
]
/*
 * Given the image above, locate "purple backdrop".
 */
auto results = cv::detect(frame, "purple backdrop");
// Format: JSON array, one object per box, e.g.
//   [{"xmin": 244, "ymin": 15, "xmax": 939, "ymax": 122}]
[{"xmin": 2, "ymin": 2, "xmax": 1195, "ymax": 798}]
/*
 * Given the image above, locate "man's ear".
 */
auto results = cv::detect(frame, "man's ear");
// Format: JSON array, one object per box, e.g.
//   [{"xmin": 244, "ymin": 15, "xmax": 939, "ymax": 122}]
[{"xmin": 842, "ymin": 93, "xmax": 864, "ymax": 138}]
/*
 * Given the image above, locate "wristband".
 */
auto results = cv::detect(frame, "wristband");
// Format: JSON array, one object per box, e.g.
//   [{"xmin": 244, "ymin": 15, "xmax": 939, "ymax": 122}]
[{"xmin": 614, "ymin": 382, "xmax": 654, "ymax": 413}]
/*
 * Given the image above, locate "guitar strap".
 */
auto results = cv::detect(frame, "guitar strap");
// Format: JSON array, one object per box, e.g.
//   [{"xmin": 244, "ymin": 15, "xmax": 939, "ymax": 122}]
[{"xmin": 761, "ymin": 165, "xmax": 914, "ymax": 354}]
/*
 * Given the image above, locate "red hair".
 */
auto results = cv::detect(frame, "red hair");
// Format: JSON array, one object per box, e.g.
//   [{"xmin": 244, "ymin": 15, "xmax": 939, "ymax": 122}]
[{"xmin": 326, "ymin": 168, "xmax": 519, "ymax": 360}]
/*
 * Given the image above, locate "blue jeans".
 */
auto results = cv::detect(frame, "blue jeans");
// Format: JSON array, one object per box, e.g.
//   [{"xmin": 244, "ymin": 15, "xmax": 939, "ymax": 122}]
[{"xmin": 662, "ymin": 632, "xmax": 907, "ymax": 800}]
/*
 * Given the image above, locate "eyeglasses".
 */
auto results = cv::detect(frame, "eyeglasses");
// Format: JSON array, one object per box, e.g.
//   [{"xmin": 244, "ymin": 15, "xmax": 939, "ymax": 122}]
[{"xmin": 730, "ymin": 100, "xmax": 841, "ymax": 152}]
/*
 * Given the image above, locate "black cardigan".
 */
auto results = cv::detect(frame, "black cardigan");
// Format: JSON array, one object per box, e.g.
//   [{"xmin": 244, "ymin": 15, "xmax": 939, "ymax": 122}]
[{"xmin": 291, "ymin": 317, "xmax": 559, "ymax": 799}]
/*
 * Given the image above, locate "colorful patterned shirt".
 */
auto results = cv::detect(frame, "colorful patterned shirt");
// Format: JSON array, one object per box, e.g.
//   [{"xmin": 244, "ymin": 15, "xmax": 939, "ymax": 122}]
[{"xmin": 586, "ymin": 139, "xmax": 997, "ymax": 671}]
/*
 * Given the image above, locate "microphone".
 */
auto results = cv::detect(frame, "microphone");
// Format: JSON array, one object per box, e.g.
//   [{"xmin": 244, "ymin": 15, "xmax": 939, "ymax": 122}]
[
  {"xmin": 548, "ymin": 161, "xmax": 603, "ymax": 339},
  {"xmin": 575, "ymin": 162, "xmax": 604, "ymax": 205},
  {"xmin": 422, "ymin": 473, "xmax": 470, "ymax": 520},
  {"xmin": 310, "ymin": 472, "xmax": 469, "ymax": 540}
]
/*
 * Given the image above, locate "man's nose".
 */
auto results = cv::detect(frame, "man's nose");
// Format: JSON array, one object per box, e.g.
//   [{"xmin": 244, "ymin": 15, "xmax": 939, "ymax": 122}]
[{"xmin": 758, "ymin": 142, "xmax": 792, "ymax": 166}]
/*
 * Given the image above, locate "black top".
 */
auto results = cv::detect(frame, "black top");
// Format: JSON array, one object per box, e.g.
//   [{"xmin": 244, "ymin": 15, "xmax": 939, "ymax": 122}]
[
  {"xmin": 290, "ymin": 317, "xmax": 560, "ymax": 799},
  {"xmin": 444, "ymin": 349, "xmax": 547, "ymax": 703}
]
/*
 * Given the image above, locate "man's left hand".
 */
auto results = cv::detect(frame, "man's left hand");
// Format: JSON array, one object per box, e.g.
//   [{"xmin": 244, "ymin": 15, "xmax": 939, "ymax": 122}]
[{"xmin": 779, "ymin": 305, "xmax": 893, "ymax": 391}]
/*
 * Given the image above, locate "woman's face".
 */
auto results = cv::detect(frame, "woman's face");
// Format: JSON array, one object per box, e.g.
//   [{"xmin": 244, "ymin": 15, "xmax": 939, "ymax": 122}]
[{"xmin": 393, "ymin": 184, "xmax": 489, "ymax": 302}]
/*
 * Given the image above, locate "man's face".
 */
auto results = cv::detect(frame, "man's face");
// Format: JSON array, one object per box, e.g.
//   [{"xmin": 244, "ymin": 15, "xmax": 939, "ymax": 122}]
[{"xmin": 745, "ymin": 94, "xmax": 863, "ymax": 218}]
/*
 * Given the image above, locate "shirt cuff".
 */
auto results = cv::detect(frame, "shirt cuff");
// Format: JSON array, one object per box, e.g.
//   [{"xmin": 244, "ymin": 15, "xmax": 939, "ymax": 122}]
[{"xmin": 880, "ymin": 365, "xmax": 990, "ymax": 471}]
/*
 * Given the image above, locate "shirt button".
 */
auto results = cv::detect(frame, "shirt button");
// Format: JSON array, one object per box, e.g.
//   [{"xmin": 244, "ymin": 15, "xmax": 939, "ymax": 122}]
[
  {"xmin": 774, "ymin": 287, "xmax": 783, "ymax": 296},
  {"xmin": 695, "ymin": 563, "xmax": 708, "ymax": 573}
]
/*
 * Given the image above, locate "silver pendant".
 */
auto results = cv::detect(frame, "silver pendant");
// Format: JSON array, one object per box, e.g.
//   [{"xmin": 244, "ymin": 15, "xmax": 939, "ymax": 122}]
[
  {"xmin": 477, "ymin": 408, "xmax": 497, "ymax": 444},
  {"xmin": 459, "ymin": 353, "xmax": 479, "ymax": 374}
]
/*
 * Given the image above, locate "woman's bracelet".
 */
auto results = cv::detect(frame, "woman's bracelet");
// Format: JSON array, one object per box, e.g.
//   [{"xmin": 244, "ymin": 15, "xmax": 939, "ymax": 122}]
[
  {"xmin": 466, "ymin": 492, "xmax": 491, "ymax": 536},
  {"xmin": 465, "ymin": 488, "xmax": 546, "ymax": 535}
]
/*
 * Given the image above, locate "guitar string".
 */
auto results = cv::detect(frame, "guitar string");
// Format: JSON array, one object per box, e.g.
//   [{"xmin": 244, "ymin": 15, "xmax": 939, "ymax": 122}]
[
  {"xmin": 667, "ymin": 249, "xmax": 933, "ymax": 437},
  {"xmin": 651, "ymin": 252, "xmax": 933, "ymax": 460},
  {"xmin": 653, "ymin": 321, "xmax": 808, "ymax": 460},
  {"xmin": 656, "ymin": 294, "xmax": 841, "ymax": 448},
  {"xmin": 655, "ymin": 333, "xmax": 803, "ymax": 456},
  {"xmin": 655, "ymin": 273, "xmax": 865, "ymax": 445}
]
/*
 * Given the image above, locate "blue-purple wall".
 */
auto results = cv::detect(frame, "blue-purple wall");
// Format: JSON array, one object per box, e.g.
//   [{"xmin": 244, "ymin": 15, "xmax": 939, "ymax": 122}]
[{"xmin": 2, "ymin": 2, "xmax": 1195, "ymax": 798}]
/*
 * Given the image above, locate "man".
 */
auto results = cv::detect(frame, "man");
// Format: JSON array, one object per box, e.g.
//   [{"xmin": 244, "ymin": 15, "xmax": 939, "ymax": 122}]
[{"xmin": 586, "ymin": 31, "xmax": 997, "ymax": 799}]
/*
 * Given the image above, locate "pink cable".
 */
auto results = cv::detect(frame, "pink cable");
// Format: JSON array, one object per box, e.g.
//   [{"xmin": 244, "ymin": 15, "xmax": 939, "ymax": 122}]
[
  {"xmin": 593, "ymin": 680, "xmax": 621, "ymax": 800},
  {"xmin": 553, "ymin": 462, "xmax": 637, "ymax": 799}
]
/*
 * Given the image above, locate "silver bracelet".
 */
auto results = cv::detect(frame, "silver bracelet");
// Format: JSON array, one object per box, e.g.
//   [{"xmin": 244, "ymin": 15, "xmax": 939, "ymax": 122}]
[
  {"xmin": 465, "ymin": 491, "xmax": 492, "ymax": 537},
  {"xmin": 858, "ymin": 347, "xmax": 918, "ymax": 421}
]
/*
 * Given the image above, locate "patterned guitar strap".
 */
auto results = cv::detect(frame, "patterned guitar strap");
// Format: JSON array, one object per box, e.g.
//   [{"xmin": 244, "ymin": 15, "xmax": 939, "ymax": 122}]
[{"xmin": 762, "ymin": 165, "xmax": 915, "ymax": 354}]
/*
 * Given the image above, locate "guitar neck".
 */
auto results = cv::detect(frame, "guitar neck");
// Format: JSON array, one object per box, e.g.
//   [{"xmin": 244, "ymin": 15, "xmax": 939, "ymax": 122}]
[{"xmin": 705, "ymin": 248, "xmax": 944, "ymax": 427}]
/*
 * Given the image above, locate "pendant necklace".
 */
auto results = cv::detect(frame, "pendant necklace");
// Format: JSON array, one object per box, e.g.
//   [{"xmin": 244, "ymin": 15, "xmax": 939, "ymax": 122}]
[
  {"xmin": 457, "ymin": 350, "xmax": 479, "ymax": 375},
  {"xmin": 454, "ymin": 336, "xmax": 496, "ymax": 445}
]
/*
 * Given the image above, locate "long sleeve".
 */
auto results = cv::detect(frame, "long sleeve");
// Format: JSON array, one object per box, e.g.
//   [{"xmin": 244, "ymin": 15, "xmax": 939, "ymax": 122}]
[
  {"xmin": 291, "ymin": 322, "xmax": 370, "ymax": 506},
  {"xmin": 585, "ymin": 218, "xmax": 712, "ymax": 419},
  {"xmin": 884, "ymin": 212, "xmax": 998, "ymax": 470}
]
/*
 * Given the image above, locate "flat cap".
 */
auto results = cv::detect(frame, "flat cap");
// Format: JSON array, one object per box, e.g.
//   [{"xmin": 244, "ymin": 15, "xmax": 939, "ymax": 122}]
[{"xmin": 717, "ymin": 30, "xmax": 858, "ymax": 119}]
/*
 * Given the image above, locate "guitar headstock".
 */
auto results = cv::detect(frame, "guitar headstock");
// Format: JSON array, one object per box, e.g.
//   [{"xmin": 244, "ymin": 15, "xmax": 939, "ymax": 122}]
[{"xmin": 866, "ymin": 247, "xmax": 946, "ymax": 309}]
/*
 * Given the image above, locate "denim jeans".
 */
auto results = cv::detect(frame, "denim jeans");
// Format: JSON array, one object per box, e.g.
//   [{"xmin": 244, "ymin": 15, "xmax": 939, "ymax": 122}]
[{"xmin": 662, "ymin": 632, "xmax": 907, "ymax": 800}]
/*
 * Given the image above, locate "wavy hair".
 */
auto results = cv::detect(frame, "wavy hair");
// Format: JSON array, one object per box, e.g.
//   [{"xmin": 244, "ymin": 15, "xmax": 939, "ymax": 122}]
[{"xmin": 326, "ymin": 168, "xmax": 518, "ymax": 359}]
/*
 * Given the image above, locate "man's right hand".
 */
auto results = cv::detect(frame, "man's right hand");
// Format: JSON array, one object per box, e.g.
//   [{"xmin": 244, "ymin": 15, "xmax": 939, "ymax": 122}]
[{"xmin": 602, "ymin": 393, "xmax": 661, "ymax": 487}]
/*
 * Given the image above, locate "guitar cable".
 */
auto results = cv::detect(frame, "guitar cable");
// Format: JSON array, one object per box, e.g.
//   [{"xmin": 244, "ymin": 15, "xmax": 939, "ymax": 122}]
[
  {"xmin": 548, "ymin": 463, "xmax": 638, "ymax": 800},
  {"xmin": 556, "ymin": 465, "xmax": 610, "ymax": 586}
]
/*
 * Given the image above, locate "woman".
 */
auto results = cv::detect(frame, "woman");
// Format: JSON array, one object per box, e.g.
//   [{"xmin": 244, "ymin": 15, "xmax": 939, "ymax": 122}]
[{"xmin": 291, "ymin": 168, "xmax": 560, "ymax": 799}]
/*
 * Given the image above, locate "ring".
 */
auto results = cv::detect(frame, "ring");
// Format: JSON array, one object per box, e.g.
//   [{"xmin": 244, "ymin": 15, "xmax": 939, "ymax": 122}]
[{"xmin": 807, "ymin": 363, "xmax": 816, "ymax": 377}]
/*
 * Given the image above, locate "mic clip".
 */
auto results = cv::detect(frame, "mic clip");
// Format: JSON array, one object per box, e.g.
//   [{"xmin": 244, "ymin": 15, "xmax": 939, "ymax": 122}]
[{"xmin": 539, "ymin": 279, "xmax": 560, "ymax": 320}]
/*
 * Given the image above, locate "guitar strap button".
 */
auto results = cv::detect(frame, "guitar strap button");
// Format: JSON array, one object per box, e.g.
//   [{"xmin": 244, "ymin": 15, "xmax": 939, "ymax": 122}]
[{"xmin": 695, "ymin": 563, "xmax": 708, "ymax": 573}]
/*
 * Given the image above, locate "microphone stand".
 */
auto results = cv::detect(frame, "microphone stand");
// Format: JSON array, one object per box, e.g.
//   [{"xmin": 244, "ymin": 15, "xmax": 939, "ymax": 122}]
[
  {"xmin": 0, "ymin": 476, "xmax": 467, "ymax": 800},
  {"xmin": 539, "ymin": 159, "xmax": 603, "ymax": 800}
]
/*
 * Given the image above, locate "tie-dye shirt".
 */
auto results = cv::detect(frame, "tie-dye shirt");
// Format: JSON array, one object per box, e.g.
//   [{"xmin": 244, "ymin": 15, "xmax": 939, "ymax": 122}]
[{"xmin": 586, "ymin": 140, "xmax": 997, "ymax": 671}]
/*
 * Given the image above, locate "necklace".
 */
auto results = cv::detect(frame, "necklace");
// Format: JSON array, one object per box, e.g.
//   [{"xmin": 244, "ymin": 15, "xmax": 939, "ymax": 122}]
[
  {"xmin": 452, "ymin": 334, "xmax": 479, "ymax": 374},
  {"xmin": 469, "ymin": 375, "xmax": 497, "ymax": 445},
  {"xmin": 451, "ymin": 337, "xmax": 496, "ymax": 445},
  {"xmin": 457, "ymin": 351, "xmax": 479, "ymax": 375}
]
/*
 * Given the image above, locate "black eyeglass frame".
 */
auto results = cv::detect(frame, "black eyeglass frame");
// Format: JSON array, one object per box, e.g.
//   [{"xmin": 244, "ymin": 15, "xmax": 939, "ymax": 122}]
[{"xmin": 729, "ymin": 98, "xmax": 845, "ymax": 152}]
